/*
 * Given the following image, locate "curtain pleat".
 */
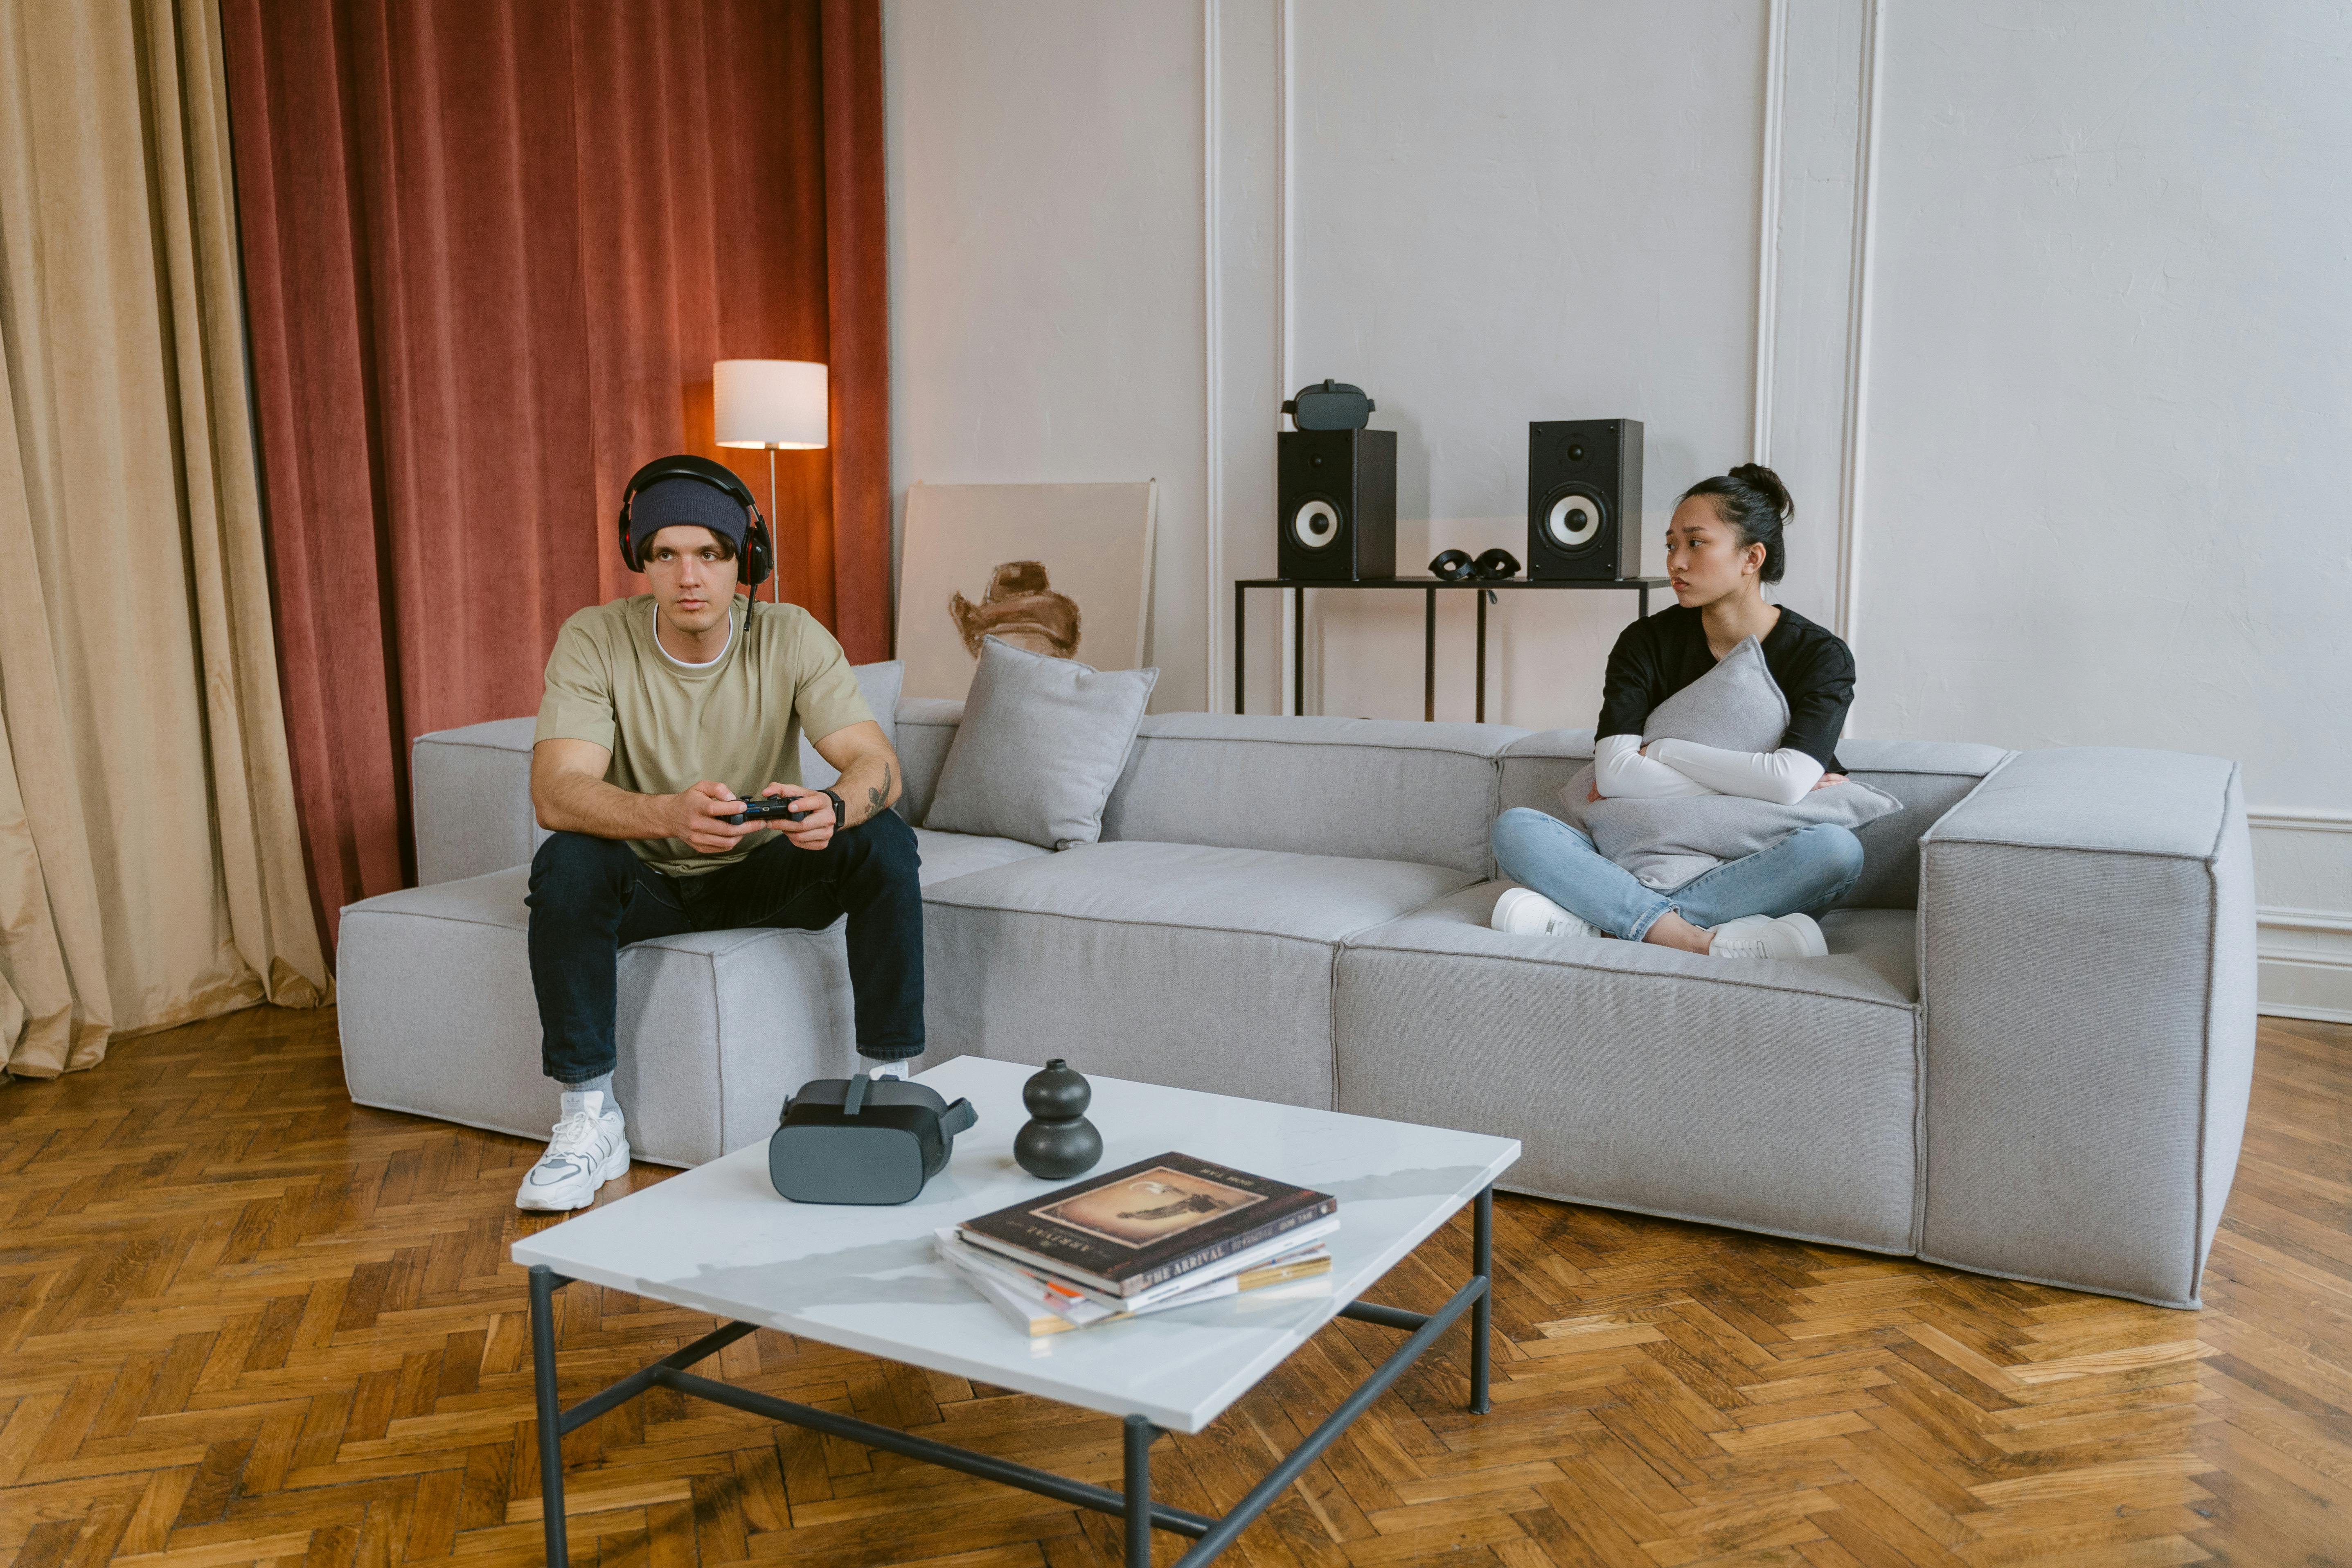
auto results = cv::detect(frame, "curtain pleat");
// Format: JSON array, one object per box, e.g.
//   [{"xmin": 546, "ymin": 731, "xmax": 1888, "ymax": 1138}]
[
  {"xmin": 0, "ymin": 0, "xmax": 332, "ymax": 1078},
  {"xmin": 220, "ymin": 0, "xmax": 892, "ymax": 950}
]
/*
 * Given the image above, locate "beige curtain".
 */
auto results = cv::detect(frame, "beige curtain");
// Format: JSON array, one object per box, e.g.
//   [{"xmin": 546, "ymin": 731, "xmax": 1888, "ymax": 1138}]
[{"xmin": 0, "ymin": 0, "xmax": 329, "ymax": 1077}]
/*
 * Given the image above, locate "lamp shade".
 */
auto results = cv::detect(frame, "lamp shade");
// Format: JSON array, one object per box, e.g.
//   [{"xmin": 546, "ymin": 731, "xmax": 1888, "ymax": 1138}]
[{"xmin": 714, "ymin": 359, "xmax": 827, "ymax": 449}]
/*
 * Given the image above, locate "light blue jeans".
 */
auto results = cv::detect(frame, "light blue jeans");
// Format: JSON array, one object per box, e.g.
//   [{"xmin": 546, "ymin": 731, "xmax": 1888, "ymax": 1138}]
[{"xmin": 1490, "ymin": 807, "xmax": 1865, "ymax": 942}]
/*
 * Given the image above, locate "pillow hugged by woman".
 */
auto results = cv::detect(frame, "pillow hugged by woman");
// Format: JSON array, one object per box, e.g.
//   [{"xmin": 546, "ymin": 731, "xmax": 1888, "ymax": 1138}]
[{"xmin": 1489, "ymin": 464, "xmax": 1864, "ymax": 960}]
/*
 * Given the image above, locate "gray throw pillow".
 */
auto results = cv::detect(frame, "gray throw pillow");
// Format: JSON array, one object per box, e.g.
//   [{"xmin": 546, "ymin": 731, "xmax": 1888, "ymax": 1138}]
[
  {"xmin": 924, "ymin": 637, "xmax": 1158, "ymax": 849},
  {"xmin": 799, "ymin": 660, "xmax": 904, "ymax": 790},
  {"xmin": 1559, "ymin": 635, "xmax": 1901, "ymax": 890}
]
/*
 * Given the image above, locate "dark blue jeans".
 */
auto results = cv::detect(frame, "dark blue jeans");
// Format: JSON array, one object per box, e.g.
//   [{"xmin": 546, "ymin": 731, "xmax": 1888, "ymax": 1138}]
[{"xmin": 525, "ymin": 810, "xmax": 924, "ymax": 1083}]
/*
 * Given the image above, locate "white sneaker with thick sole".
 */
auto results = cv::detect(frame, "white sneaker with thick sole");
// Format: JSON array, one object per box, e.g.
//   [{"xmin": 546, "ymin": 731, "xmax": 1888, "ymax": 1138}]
[
  {"xmin": 516, "ymin": 1090, "xmax": 631, "ymax": 1211},
  {"xmin": 1491, "ymin": 886, "xmax": 1606, "ymax": 941},
  {"xmin": 1705, "ymin": 912, "xmax": 1828, "ymax": 960}
]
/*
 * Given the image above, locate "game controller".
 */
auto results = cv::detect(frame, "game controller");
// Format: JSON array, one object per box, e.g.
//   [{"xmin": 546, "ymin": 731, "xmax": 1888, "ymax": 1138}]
[{"xmin": 724, "ymin": 793, "xmax": 817, "ymax": 827}]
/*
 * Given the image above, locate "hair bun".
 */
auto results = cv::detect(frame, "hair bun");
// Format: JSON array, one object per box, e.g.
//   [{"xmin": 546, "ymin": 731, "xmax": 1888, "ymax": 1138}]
[{"xmin": 1727, "ymin": 462, "xmax": 1793, "ymax": 522}]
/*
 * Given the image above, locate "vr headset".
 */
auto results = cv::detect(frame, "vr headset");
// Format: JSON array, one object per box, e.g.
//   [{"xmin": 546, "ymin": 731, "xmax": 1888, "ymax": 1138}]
[{"xmin": 769, "ymin": 1070, "xmax": 977, "ymax": 1205}]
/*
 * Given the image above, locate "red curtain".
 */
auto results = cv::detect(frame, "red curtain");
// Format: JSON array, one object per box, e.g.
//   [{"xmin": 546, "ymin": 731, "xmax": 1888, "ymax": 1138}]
[{"xmin": 221, "ymin": 0, "xmax": 889, "ymax": 950}]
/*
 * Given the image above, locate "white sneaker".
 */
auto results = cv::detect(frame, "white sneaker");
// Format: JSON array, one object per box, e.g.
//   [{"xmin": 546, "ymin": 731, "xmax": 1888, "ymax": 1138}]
[
  {"xmin": 1706, "ymin": 912, "xmax": 1828, "ymax": 960},
  {"xmin": 1491, "ymin": 886, "xmax": 1605, "ymax": 941},
  {"xmin": 516, "ymin": 1091, "xmax": 631, "ymax": 1211},
  {"xmin": 868, "ymin": 1059, "xmax": 911, "ymax": 1081}
]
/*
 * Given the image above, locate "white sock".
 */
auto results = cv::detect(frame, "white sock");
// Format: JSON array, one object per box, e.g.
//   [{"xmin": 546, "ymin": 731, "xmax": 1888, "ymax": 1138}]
[{"xmin": 867, "ymin": 1059, "xmax": 910, "ymax": 1081}]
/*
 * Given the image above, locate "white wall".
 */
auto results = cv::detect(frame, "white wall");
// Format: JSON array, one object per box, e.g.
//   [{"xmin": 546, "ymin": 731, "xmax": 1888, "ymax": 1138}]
[
  {"xmin": 885, "ymin": 0, "xmax": 2352, "ymax": 1021},
  {"xmin": 884, "ymin": 0, "xmax": 1207, "ymax": 710}
]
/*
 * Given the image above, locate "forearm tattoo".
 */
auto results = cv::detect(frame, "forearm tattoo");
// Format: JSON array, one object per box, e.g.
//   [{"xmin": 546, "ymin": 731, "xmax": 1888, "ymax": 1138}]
[{"xmin": 867, "ymin": 763, "xmax": 892, "ymax": 822}]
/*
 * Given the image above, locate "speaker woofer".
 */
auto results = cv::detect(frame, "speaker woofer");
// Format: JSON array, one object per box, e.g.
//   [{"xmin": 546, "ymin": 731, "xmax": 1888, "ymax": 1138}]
[
  {"xmin": 1290, "ymin": 498, "xmax": 1342, "ymax": 550},
  {"xmin": 1541, "ymin": 488, "xmax": 1606, "ymax": 552}
]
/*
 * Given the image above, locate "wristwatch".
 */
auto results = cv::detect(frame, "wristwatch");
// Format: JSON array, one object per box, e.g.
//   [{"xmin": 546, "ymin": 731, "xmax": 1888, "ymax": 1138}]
[{"xmin": 820, "ymin": 788, "xmax": 847, "ymax": 829}]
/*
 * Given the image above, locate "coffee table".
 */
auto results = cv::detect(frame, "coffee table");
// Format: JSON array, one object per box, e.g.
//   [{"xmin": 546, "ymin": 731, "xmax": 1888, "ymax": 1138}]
[{"xmin": 512, "ymin": 1056, "xmax": 1519, "ymax": 1567}]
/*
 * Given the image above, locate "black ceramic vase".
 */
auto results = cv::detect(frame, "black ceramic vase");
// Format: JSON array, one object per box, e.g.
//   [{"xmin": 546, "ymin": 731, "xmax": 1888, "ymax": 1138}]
[{"xmin": 1014, "ymin": 1058, "xmax": 1103, "ymax": 1180}]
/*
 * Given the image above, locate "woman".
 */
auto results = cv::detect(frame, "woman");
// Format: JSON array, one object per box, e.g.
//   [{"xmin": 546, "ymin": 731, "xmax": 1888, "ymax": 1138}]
[{"xmin": 1489, "ymin": 463, "xmax": 1863, "ymax": 960}]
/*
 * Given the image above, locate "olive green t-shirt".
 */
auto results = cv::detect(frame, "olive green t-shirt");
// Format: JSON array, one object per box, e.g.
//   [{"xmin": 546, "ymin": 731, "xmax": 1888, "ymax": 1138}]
[{"xmin": 534, "ymin": 594, "xmax": 874, "ymax": 875}]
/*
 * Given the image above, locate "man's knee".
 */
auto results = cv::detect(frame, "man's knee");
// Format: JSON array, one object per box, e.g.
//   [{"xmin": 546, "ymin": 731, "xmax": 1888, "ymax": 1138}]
[
  {"xmin": 844, "ymin": 808, "xmax": 920, "ymax": 881},
  {"xmin": 528, "ymin": 831, "xmax": 637, "ymax": 909}
]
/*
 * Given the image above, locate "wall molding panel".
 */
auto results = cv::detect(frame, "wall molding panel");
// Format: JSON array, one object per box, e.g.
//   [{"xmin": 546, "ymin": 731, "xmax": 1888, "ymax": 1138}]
[
  {"xmin": 2251, "ymin": 806, "xmax": 2352, "ymax": 835},
  {"xmin": 1750, "ymin": 0, "xmax": 1788, "ymax": 465},
  {"xmin": 1834, "ymin": 0, "xmax": 1883, "ymax": 656},
  {"xmin": 1202, "ymin": 0, "xmax": 1225, "ymax": 710},
  {"xmin": 2249, "ymin": 807, "xmax": 2352, "ymax": 1022}
]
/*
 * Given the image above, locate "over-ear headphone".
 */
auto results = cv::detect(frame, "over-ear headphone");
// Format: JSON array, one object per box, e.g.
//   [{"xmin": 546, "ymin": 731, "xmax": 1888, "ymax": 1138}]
[
  {"xmin": 1429, "ymin": 548, "xmax": 1522, "ymax": 583},
  {"xmin": 617, "ymin": 453, "xmax": 775, "ymax": 591}
]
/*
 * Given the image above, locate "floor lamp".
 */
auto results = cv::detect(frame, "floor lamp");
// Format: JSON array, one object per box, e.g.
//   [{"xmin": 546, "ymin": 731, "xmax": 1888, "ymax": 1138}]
[{"xmin": 714, "ymin": 359, "xmax": 829, "ymax": 602}]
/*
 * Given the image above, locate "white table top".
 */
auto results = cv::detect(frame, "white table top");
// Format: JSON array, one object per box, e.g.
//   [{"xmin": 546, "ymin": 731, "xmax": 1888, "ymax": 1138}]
[{"xmin": 511, "ymin": 1056, "xmax": 1518, "ymax": 1432}]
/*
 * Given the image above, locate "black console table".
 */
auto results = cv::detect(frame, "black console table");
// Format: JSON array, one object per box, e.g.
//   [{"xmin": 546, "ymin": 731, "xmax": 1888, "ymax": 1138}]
[{"xmin": 1234, "ymin": 576, "xmax": 1669, "ymax": 722}]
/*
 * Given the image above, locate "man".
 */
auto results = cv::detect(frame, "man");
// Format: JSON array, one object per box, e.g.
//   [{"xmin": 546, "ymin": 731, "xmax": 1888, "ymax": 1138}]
[{"xmin": 518, "ymin": 457, "xmax": 920, "ymax": 1210}]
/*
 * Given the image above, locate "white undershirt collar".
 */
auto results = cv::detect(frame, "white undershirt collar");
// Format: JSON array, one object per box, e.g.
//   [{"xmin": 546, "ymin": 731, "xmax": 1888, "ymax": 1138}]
[{"xmin": 651, "ymin": 598, "xmax": 734, "ymax": 670}]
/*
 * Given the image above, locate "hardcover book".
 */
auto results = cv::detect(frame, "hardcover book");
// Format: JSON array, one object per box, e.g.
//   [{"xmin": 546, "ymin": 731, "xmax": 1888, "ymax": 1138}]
[
  {"xmin": 935, "ymin": 1228, "xmax": 1334, "ymax": 1337},
  {"xmin": 957, "ymin": 1151, "xmax": 1337, "ymax": 1297}
]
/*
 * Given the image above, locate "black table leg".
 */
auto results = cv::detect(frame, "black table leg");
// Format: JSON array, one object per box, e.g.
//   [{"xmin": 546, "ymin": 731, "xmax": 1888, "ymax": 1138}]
[
  {"xmin": 1233, "ymin": 581, "xmax": 1246, "ymax": 715},
  {"xmin": 529, "ymin": 1265, "xmax": 570, "ymax": 1566},
  {"xmin": 1423, "ymin": 587, "xmax": 1436, "ymax": 722},
  {"xmin": 1292, "ymin": 586, "xmax": 1305, "ymax": 717},
  {"xmin": 1475, "ymin": 589, "xmax": 1489, "ymax": 723},
  {"xmin": 1125, "ymin": 1415, "xmax": 1155, "ymax": 1567},
  {"xmin": 1639, "ymin": 584, "xmax": 1650, "ymax": 618},
  {"xmin": 1472, "ymin": 1185, "xmax": 1494, "ymax": 1413}
]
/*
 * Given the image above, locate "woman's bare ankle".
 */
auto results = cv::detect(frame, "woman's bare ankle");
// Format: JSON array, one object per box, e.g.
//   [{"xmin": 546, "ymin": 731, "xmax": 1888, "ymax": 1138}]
[{"xmin": 1643, "ymin": 910, "xmax": 1713, "ymax": 954}]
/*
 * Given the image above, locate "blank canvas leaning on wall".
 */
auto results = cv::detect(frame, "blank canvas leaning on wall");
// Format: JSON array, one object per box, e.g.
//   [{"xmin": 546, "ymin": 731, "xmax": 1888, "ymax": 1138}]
[{"xmin": 897, "ymin": 482, "xmax": 1157, "ymax": 700}]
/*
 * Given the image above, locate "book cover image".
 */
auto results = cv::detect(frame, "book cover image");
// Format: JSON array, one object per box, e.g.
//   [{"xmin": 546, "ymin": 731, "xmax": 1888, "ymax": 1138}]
[
  {"xmin": 960, "ymin": 1151, "xmax": 1336, "ymax": 1293},
  {"xmin": 1034, "ymin": 1165, "xmax": 1267, "ymax": 1250}
]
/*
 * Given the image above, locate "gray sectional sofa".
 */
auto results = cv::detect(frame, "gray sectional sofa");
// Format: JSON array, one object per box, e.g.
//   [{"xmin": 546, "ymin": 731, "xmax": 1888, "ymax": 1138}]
[{"xmin": 340, "ymin": 683, "xmax": 2256, "ymax": 1309}]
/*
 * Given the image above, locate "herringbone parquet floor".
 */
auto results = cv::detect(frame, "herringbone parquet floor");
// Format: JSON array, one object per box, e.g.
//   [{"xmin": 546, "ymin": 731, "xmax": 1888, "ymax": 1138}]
[{"xmin": 1, "ymin": 1008, "xmax": 2346, "ymax": 1568}]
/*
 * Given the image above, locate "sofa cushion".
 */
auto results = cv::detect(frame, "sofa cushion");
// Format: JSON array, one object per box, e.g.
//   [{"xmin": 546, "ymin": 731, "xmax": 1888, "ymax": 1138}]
[
  {"xmin": 338, "ymin": 826, "xmax": 1049, "ymax": 1164},
  {"xmin": 1333, "ymin": 883, "xmax": 1921, "ymax": 1253},
  {"xmin": 895, "ymin": 697, "xmax": 964, "ymax": 825},
  {"xmin": 411, "ymin": 719, "xmax": 546, "ymax": 886},
  {"xmin": 912, "ymin": 826, "xmax": 1050, "ymax": 885},
  {"xmin": 798, "ymin": 660, "xmax": 905, "ymax": 789},
  {"xmin": 338, "ymin": 867, "xmax": 854, "ymax": 1166},
  {"xmin": 924, "ymin": 638, "xmax": 1158, "ymax": 849},
  {"xmin": 924, "ymin": 842, "xmax": 1478, "ymax": 1110},
  {"xmin": 1834, "ymin": 737, "xmax": 2014, "ymax": 907},
  {"xmin": 1101, "ymin": 714, "xmax": 1520, "ymax": 879},
  {"xmin": 922, "ymin": 840, "xmax": 1473, "ymax": 940}
]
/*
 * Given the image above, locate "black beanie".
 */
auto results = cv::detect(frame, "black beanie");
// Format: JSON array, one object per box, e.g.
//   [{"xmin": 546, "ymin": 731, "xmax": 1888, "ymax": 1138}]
[{"xmin": 630, "ymin": 476, "xmax": 749, "ymax": 563}]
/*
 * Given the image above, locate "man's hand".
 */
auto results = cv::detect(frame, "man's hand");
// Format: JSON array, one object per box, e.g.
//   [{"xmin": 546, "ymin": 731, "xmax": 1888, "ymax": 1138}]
[
  {"xmin": 1811, "ymin": 772, "xmax": 1848, "ymax": 791},
  {"xmin": 1586, "ymin": 781, "xmax": 1603, "ymax": 804},
  {"xmin": 757, "ymin": 784, "xmax": 836, "ymax": 851},
  {"xmin": 660, "ymin": 780, "xmax": 762, "ymax": 855}
]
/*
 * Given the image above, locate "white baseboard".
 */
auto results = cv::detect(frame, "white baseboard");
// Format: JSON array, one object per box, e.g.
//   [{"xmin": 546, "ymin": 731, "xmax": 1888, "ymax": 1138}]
[
  {"xmin": 2250, "ymin": 810, "xmax": 2352, "ymax": 1027},
  {"xmin": 2257, "ymin": 927, "xmax": 2352, "ymax": 1025}
]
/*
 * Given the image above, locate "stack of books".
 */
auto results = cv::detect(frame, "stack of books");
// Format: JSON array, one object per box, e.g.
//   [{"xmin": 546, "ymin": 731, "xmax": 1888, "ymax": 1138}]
[{"xmin": 939, "ymin": 1151, "xmax": 1339, "ymax": 1336}]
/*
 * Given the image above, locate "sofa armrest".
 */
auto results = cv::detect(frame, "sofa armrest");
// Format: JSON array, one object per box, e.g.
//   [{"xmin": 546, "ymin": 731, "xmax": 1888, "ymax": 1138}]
[
  {"xmin": 412, "ymin": 718, "xmax": 542, "ymax": 885},
  {"xmin": 1917, "ymin": 746, "xmax": 2256, "ymax": 1307}
]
